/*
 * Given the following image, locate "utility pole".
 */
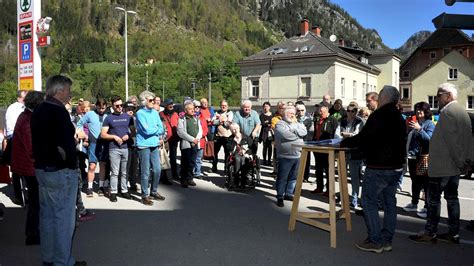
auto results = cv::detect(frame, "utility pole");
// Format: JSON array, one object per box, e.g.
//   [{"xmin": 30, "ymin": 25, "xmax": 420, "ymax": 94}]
[
  {"xmin": 208, "ymin": 72, "xmax": 212, "ymax": 106},
  {"xmin": 192, "ymin": 82, "xmax": 196, "ymax": 99},
  {"xmin": 146, "ymin": 70, "xmax": 149, "ymax": 91},
  {"xmin": 162, "ymin": 81, "xmax": 165, "ymax": 100}
]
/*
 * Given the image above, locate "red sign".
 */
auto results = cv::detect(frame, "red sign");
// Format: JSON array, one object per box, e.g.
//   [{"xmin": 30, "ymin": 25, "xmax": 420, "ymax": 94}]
[
  {"xmin": 37, "ymin": 36, "xmax": 50, "ymax": 47},
  {"xmin": 20, "ymin": 12, "xmax": 32, "ymax": 20}
]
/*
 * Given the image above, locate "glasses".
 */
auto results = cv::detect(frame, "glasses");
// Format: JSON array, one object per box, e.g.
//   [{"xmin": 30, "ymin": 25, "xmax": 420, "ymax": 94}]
[
  {"xmin": 296, "ymin": 109, "xmax": 305, "ymax": 112},
  {"xmin": 347, "ymin": 109, "xmax": 356, "ymax": 113},
  {"xmin": 147, "ymin": 99, "xmax": 154, "ymax": 103},
  {"xmin": 195, "ymin": 106, "xmax": 201, "ymax": 109},
  {"xmin": 114, "ymin": 104, "xmax": 123, "ymax": 108},
  {"xmin": 436, "ymin": 92, "xmax": 449, "ymax": 98}
]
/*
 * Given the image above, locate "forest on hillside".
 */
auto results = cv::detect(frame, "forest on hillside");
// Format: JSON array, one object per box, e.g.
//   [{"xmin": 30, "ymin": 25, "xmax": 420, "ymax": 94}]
[{"xmin": 0, "ymin": 0, "xmax": 387, "ymax": 107}]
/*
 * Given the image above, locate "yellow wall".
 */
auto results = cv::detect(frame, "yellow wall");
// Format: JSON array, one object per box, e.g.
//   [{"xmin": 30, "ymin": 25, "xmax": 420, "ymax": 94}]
[
  {"xmin": 334, "ymin": 62, "xmax": 378, "ymax": 106},
  {"xmin": 412, "ymin": 51, "xmax": 474, "ymax": 109},
  {"xmin": 370, "ymin": 56, "xmax": 401, "ymax": 90}
]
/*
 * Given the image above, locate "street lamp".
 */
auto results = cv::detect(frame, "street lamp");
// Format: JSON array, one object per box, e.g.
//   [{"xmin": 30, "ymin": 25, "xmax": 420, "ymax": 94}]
[{"xmin": 115, "ymin": 6, "xmax": 137, "ymax": 100}]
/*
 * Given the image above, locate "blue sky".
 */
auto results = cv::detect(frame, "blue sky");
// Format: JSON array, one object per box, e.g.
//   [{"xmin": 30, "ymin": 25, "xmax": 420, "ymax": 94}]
[{"xmin": 329, "ymin": 0, "xmax": 474, "ymax": 49}]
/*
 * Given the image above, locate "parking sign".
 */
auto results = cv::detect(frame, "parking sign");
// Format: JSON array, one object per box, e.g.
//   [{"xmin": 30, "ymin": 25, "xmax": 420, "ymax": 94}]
[{"xmin": 21, "ymin": 42, "xmax": 32, "ymax": 62}]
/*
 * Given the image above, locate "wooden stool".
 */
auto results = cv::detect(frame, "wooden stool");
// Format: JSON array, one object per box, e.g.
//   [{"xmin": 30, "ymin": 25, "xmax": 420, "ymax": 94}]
[{"xmin": 288, "ymin": 144, "xmax": 352, "ymax": 248}]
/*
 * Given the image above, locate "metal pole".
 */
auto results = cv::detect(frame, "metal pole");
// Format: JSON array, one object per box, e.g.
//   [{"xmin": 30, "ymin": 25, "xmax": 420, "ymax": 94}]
[
  {"xmin": 208, "ymin": 72, "xmax": 212, "ymax": 106},
  {"xmin": 124, "ymin": 10, "xmax": 129, "ymax": 100}
]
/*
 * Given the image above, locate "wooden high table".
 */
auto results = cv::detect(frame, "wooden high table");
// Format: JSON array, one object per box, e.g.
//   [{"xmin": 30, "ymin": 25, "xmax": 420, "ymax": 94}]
[{"xmin": 288, "ymin": 144, "xmax": 352, "ymax": 248}]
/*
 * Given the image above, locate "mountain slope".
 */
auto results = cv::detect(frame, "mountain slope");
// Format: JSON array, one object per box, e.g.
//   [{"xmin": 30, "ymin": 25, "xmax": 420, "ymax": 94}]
[{"xmin": 395, "ymin": 30, "xmax": 432, "ymax": 61}]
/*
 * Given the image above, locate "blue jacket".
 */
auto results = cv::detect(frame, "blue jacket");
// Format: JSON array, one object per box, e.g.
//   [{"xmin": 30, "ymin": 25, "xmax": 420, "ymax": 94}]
[
  {"xmin": 136, "ymin": 108, "xmax": 164, "ymax": 148},
  {"xmin": 407, "ymin": 119, "xmax": 435, "ymax": 157}
]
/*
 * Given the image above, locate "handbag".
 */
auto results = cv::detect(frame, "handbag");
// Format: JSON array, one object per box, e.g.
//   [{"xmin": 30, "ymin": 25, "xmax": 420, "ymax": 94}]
[
  {"xmin": 415, "ymin": 154, "xmax": 429, "ymax": 176},
  {"xmin": 159, "ymin": 146, "xmax": 171, "ymax": 170},
  {"xmin": 203, "ymin": 141, "xmax": 215, "ymax": 160}
]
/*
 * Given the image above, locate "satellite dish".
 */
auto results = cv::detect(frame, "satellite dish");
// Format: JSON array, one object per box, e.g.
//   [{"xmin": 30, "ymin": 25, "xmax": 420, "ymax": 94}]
[{"xmin": 329, "ymin": 35, "xmax": 337, "ymax": 42}]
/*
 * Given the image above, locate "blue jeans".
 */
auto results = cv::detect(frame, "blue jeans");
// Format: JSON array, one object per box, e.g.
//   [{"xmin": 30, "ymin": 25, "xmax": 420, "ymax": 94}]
[
  {"xmin": 194, "ymin": 148, "xmax": 203, "ymax": 177},
  {"xmin": 276, "ymin": 157, "xmax": 299, "ymax": 199},
  {"xmin": 361, "ymin": 168, "xmax": 400, "ymax": 244},
  {"xmin": 348, "ymin": 158, "xmax": 363, "ymax": 207},
  {"xmin": 36, "ymin": 168, "xmax": 78, "ymax": 265},
  {"xmin": 109, "ymin": 148, "xmax": 129, "ymax": 194},
  {"xmin": 425, "ymin": 175, "xmax": 460, "ymax": 236},
  {"xmin": 138, "ymin": 146, "xmax": 161, "ymax": 198}
]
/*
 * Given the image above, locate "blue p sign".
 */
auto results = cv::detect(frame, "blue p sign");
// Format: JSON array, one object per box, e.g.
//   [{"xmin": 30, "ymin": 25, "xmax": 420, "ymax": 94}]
[{"xmin": 21, "ymin": 42, "xmax": 31, "ymax": 62}]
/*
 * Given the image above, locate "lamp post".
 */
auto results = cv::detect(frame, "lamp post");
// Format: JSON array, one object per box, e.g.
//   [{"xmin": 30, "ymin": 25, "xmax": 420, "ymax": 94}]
[{"xmin": 115, "ymin": 6, "xmax": 137, "ymax": 100}]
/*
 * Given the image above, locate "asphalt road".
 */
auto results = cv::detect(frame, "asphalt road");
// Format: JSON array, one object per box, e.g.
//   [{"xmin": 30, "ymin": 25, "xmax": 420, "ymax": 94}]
[{"xmin": 0, "ymin": 148, "xmax": 473, "ymax": 266}]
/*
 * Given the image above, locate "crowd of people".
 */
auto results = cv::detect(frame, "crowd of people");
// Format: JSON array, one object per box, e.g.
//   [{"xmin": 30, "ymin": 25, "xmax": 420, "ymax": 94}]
[{"xmin": 0, "ymin": 74, "xmax": 472, "ymax": 264}]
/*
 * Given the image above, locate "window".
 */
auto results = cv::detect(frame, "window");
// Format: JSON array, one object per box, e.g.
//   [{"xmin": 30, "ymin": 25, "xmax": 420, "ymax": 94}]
[
  {"xmin": 402, "ymin": 87, "xmax": 410, "ymax": 99},
  {"xmin": 428, "ymin": 96, "xmax": 439, "ymax": 109},
  {"xmin": 299, "ymin": 77, "xmax": 311, "ymax": 97},
  {"xmin": 468, "ymin": 96, "xmax": 474, "ymax": 109},
  {"xmin": 353, "ymin": 80, "xmax": 357, "ymax": 99},
  {"xmin": 249, "ymin": 79, "xmax": 259, "ymax": 98},
  {"xmin": 341, "ymin": 78, "xmax": 345, "ymax": 97},
  {"xmin": 362, "ymin": 83, "xmax": 366, "ymax": 98},
  {"xmin": 448, "ymin": 68, "xmax": 458, "ymax": 80},
  {"xmin": 403, "ymin": 70, "xmax": 410, "ymax": 78},
  {"xmin": 430, "ymin": 51, "xmax": 436, "ymax": 59}
]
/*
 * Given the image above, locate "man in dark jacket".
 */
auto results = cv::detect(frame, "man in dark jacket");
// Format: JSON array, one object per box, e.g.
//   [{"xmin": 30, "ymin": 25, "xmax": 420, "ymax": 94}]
[
  {"xmin": 311, "ymin": 106, "xmax": 338, "ymax": 195},
  {"xmin": 31, "ymin": 75, "xmax": 85, "ymax": 265},
  {"xmin": 341, "ymin": 85, "xmax": 407, "ymax": 253}
]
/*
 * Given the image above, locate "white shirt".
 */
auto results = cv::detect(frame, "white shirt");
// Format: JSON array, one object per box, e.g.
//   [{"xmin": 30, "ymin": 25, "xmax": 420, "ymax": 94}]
[{"xmin": 5, "ymin": 101, "xmax": 25, "ymax": 138}]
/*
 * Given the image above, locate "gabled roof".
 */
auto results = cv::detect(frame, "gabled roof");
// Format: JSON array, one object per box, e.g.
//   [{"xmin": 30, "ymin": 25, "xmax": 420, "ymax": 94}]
[
  {"xmin": 238, "ymin": 32, "xmax": 380, "ymax": 73},
  {"xmin": 401, "ymin": 28, "xmax": 474, "ymax": 68},
  {"xmin": 368, "ymin": 47, "xmax": 401, "ymax": 59},
  {"xmin": 412, "ymin": 49, "xmax": 474, "ymax": 82},
  {"xmin": 421, "ymin": 28, "xmax": 473, "ymax": 49}
]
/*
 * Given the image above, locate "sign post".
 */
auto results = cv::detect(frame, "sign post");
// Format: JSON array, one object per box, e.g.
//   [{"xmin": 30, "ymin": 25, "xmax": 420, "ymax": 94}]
[{"xmin": 17, "ymin": 0, "xmax": 42, "ymax": 91}]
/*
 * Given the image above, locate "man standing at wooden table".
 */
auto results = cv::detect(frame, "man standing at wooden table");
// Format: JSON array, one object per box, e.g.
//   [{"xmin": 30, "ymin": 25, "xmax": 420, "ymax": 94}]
[{"xmin": 341, "ymin": 85, "xmax": 406, "ymax": 254}]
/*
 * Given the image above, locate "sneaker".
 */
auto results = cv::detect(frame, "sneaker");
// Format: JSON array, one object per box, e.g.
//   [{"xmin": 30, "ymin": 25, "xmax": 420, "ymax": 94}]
[
  {"xmin": 78, "ymin": 210, "xmax": 96, "ymax": 222},
  {"xmin": 382, "ymin": 242, "xmax": 392, "ymax": 252},
  {"xmin": 402, "ymin": 203, "xmax": 418, "ymax": 212},
  {"xmin": 98, "ymin": 187, "xmax": 105, "ymax": 197},
  {"xmin": 120, "ymin": 192, "xmax": 132, "ymax": 200},
  {"xmin": 187, "ymin": 179, "xmax": 196, "ymax": 186},
  {"xmin": 416, "ymin": 208, "xmax": 427, "ymax": 218},
  {"xmin": 150, "ymin": 193, "xmax": 165, "ymax": 201},
  {"xmin": 408, "ymin": 232, "xmax": 437, "ymax": 243},
  {"xmin": 142, "ymin": 197, "xmax": 154, "ymax": 206},
  {"xmin": 276, "ymin": 199, "xmax": 284, "ymax": 207},
  {"xmin": 437, "ymin": 233, "xmax": 460, "ymax": 244},
  {"xmin": 86, "ymin": 188, "xmax": 93, "ymax": 198},
  {"xmin": 284, "ymin": 195, "xmax": 294, "ymax": 201},
  {"xmin": 354, "ymin": 239, "xmax": 383, "ymax": 254},
  {"xmin": 109, "ymin": 193, "xmax": 118, "ymax": 203}
]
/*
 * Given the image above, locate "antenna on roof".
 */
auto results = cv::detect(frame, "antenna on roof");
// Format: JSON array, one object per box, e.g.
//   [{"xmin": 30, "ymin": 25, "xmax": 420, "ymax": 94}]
[{"xmin": 329, "ymin": 34, "xmax": 337, "ymax": 42}]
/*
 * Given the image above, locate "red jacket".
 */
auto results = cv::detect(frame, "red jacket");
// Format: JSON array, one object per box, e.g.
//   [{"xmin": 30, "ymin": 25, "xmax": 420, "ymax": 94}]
[
  {"xmin": 160, "ymin": 110, "xmax": 179, "ymax": 142},
  {"xmin": 11, "ymin": 109, "xmax": 35, "ymax": 176}
]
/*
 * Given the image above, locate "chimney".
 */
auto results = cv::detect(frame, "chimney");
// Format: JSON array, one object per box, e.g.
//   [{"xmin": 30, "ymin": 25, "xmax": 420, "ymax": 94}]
[
  {"xmin": 311, "ymin": 26, "xmax": 321, "ymax": 37},
  {"xmin": 338, "ymin": 39, "xmax": 345, "ymax": 47},
  {"xmin": 300, "ymin": 19, "xmax": 309, "ymax": 36}
]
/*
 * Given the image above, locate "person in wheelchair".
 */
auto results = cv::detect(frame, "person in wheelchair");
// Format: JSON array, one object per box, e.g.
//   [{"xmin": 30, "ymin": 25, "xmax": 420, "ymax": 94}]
[{"xmin": 226, "ymin": 123, "xmax": 255, "ymax": 188}]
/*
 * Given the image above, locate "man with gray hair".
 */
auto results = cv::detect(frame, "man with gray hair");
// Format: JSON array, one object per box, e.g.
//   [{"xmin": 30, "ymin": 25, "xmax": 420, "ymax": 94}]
[
  {"xmin": 341, "ymin": 85, "xmax": 406, "ymax": 253},
  {"xmin": 233, "ymin": 100, "xmax": 261, "ymax": 153},
  {"xmin": 410, "ymin": 83, "xmax": 472, "ymax": 244},
  {"xmin": 31, "ymin": 75, "xmax": 86, "ymax": 265}
]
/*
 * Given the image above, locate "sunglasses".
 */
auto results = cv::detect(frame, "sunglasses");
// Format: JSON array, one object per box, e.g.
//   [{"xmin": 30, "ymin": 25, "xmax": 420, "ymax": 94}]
[
  {"xmin": 147, "ymin": 99, "xmax": 154, "ymax": 103},
  {"xmin": 114, "ymin": 104, "xmax": 123, "ymax": 108},
  {"xmin": 347, "ymin": 109, "xmax": 356, "ymax": 113},
  {"xmin": 195, "ymin": 106, "xmax": 201, "ymax": 108}
]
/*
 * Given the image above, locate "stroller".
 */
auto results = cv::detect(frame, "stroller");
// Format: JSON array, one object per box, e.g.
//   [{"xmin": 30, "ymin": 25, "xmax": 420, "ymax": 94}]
[{"xmin": 225, "ymin": 138, "xmax": 261, "ymax": 190}]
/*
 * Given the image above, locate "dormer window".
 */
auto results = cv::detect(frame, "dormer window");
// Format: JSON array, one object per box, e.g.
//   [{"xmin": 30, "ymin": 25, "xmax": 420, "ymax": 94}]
[
  {"xmin": 403, "ymin": 70, "xmax": 410, "ymax": 78},
  {"xmin": 360, "ymin": 57, "xmax": 368, "ymax": 64},
  {"xmin": 430, "ymin": 51, "xmax": 436, "ymax": 59}
]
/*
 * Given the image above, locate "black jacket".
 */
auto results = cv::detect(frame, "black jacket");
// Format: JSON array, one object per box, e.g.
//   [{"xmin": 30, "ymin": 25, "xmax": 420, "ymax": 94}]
[
  {"xmin": 32, "ymin": 97, "xmax": 78, "ymax": 170},
  {"xmin": 313, "ymin": 116, "xmax": 338, "ymax": 141},
  {"xmin": 341, "ymin": 103, "xmax": 407, "ymax": 169}
]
